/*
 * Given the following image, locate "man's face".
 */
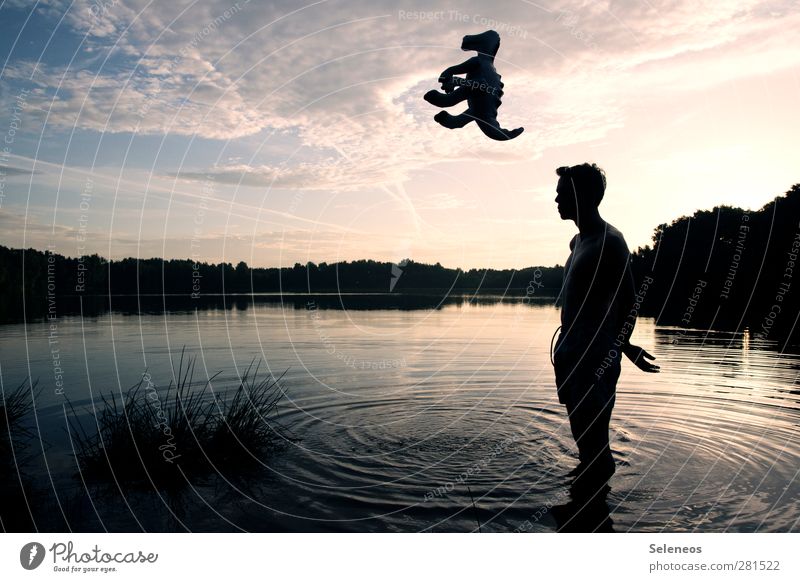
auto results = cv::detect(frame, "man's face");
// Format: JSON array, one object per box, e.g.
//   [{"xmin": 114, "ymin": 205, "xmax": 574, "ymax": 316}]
[{"xmin": 555, "ymin": 176, "xmax": 578, "ymax": 221}]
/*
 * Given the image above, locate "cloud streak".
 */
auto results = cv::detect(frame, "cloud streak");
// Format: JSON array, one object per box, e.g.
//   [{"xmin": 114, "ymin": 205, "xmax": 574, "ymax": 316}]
[{"xmin": 2, "ymin": 0, "xmax": 798, "ymax": 267}]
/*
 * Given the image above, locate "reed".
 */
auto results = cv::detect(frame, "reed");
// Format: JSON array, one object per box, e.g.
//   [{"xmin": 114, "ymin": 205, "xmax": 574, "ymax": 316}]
[
  {"xmin": 69, "ymin": 351, "xmax": 293, "ymax": 492},
  {"xmin": 0, "ymin": 379, "xmax": 39, "ymax": 467}
]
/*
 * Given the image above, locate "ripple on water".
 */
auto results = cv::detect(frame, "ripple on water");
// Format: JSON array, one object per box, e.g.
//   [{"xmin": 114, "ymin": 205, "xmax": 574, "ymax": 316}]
[
  {"xmin": 4, "ymin": 305, "xmax": 798, "ymax": 532},
  {"xmin": 254, "ymin": 365, "xmax": 800, "ymax": 532}
]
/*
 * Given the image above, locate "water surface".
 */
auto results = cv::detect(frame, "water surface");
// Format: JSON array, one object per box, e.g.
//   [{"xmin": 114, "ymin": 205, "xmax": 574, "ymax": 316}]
[{"xmin": 2, "ymin": 297, "xmax": 798, "ymax": 532}]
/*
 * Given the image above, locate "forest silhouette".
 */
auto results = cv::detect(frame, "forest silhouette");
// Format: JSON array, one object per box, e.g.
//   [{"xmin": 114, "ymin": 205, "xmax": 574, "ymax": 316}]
[{"xmin": 1, "ymin": 184, "xmax": 798, "ymax": 343}]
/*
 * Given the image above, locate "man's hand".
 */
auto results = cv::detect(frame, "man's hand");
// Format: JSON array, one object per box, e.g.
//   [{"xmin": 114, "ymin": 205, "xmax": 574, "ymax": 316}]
[{"xmin": 622, "ymin": 343, "xmax": 660, "ymax": 373}]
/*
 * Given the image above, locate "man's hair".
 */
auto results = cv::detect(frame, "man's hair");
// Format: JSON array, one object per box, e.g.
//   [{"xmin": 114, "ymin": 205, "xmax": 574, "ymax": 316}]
[{"xmin": 556, "ymin": 163, "xmax": 607, "ymax": 206}]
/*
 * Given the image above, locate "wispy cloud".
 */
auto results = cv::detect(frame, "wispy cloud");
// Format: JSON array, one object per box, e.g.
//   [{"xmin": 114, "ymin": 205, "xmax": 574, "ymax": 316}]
[
  {"xmin": 0, "ymin": 164, "xmax": 37, "ymax": 176},
  {"xmin": 2, "ymin": 0, "xmax": 798, "ymax": 266}
]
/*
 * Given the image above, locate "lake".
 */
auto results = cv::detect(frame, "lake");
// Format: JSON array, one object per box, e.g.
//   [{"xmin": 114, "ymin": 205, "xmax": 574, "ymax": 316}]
[{"xmin": 2, "ymin": 295, "xmax": 799, "ymax": 532}]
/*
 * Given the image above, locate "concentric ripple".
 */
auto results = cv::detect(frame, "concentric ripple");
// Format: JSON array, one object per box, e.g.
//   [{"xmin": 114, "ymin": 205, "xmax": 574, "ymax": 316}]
[{"xmin": 2, "ymin": 301, "xmax": 798, "ymax": 531}]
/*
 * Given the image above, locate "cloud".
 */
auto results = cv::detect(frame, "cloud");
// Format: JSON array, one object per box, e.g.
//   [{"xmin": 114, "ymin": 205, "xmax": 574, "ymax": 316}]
[
  {"xmin": 0, "ymin": 208, "xmax": 77, "ymax": 250},
  {"xmin": 3, "ymin": 61, "xmax": 269, "ymax": 140},
  {"xmin": 172, "ymin": 158, "xmax": 401, "ymax": 192},
  {"xmin": 413, "ymin": 192, "xmax": 478, "ymax": 210},
  {"xmin": 0, "ymin": 164, "xmax": 37, "ymax": 177},
  {"xmin": 3, "ymin": 0, "xmax": 799, "ymax": 195}
]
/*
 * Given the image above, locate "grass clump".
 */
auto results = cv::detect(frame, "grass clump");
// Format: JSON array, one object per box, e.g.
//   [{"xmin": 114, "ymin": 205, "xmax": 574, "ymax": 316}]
[
  {"xmin": 208, "ymin": 361, "xmax": 290, "ymax": 471},
  {"xmin": 1, "ymin": 379, "xmax": 41, "ymax": 530},
  {"xmin": 69, "ymin": 352, "xmax": 293, "ymax": 493},
  {"xmin": 0, "ymin": 379, "xmax": 39, "ymax": 469}
]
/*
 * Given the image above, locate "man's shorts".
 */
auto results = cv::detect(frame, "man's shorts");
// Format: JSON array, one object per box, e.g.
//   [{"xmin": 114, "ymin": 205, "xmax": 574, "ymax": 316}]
[{"xmin": 553, "ymin": 328, "xmax": 621, "ymax": 410}]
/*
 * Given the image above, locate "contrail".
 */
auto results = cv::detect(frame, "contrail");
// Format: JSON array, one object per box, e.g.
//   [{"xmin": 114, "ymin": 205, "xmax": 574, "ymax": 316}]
[{"xmin": 5, "ymin": 153, "xmax": 365, "ymax": 234}]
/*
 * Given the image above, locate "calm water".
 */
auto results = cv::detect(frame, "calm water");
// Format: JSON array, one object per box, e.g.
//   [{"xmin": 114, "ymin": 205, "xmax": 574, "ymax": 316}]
[{"xmin": 2, "ymin": 297, "xmax": 799, "ymax": 532}]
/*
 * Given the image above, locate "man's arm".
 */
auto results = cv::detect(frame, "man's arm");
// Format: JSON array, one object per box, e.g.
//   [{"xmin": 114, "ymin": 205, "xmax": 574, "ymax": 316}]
[
  {"xmin": 616, "ymin": 249, "xmax": 636, "ymax": 346},
  {"xmin": 598, "ymin": 234, "xmax": 659, "ymax": 372},
  {"xmin": 612, "ymin": 242, "xmax": 659, "ymax": 372}
]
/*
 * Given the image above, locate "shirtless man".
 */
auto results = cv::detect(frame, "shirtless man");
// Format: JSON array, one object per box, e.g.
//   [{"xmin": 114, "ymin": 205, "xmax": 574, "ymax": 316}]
[{"xmin": 552, "ymin": 163, "xmax": 659, "ymax": 493}]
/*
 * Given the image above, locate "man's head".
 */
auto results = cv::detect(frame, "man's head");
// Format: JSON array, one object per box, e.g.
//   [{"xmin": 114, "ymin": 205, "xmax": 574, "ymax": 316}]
[{"xmin": 554, "ymin": 163, "xmax": 606, "ymax": 221}]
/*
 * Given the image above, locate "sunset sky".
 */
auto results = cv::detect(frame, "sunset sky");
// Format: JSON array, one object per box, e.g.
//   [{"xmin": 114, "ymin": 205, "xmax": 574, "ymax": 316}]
[{"xmin": 0, "ymin": 0, "xmax": 798, "ymax": 269}]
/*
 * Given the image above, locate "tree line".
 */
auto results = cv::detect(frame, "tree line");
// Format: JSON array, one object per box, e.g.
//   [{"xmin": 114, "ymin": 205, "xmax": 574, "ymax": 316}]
[
  {"xmin": 1, "ymin": 184, "xmax": 797, "ymax": 343},
  {"xmin": 630, "ymin": 184, "xmax": 799, "ymax": 343}
]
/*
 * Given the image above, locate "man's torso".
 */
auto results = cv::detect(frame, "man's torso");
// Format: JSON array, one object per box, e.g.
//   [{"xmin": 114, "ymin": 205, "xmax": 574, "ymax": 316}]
[{"xmin": 560, "ymin": 222, "xmax": 629, "ymax": 350}]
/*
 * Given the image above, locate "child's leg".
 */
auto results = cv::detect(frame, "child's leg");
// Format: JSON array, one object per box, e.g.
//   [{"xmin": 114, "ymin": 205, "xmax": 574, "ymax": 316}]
[
  {"xmin": 424, "ymin": 87, "xmax": 469, "ymax": 108},
  {"xmin": 433, "ymin": 110, "xmax": 473, "ymax": 129}
]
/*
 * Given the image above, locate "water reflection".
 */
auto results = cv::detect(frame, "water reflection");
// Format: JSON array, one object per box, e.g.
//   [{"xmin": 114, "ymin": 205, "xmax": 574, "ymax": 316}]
[
  {"xmin": 0, "ymin": 300, "xmax": 797, "ymax": 532},
  {"xmin": 6, "ymin": 292, "xmax": 559, "ymax": 323},
  {"xmin": 552, "ymin": 485, "xmax": 615, "ymax": 533}
]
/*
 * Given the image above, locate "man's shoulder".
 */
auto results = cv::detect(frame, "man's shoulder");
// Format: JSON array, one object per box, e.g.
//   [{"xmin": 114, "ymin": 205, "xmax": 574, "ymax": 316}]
[
  {"xmin": 604, "ymin": 222, "xmax": 625, "ymax": 238},
  {"xmin": 604, "ymin": 223, "xmax": 629, "ymax": 252},
  {"xmin": 569, "ymin": 234, "xmax": 579, "ymax": 250}
]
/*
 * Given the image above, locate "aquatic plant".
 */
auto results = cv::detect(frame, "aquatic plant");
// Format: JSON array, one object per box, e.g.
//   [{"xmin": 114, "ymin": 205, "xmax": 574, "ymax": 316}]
[
  {"xmin": 0, "ymin": 379, "xmax": 41, "ymax": 530},
  {"xmin": 0, "ymin": 379, "xmax": 39, "ymax": 467},
  {"xmin": 69, "ymin": 351, "xmax": 293, "ymax": 493}
]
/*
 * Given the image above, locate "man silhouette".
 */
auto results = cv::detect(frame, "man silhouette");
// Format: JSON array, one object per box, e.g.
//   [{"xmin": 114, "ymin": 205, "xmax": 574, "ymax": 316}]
[{"xmin": 552, "ymin": 163, "xmax": 659, "ymax": 495}]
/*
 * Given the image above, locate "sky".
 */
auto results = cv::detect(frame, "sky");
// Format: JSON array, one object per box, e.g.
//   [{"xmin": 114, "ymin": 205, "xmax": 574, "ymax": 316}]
[{"xmin": 0, "ymin": 0, "xmax": 798, "ymax": 269}]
